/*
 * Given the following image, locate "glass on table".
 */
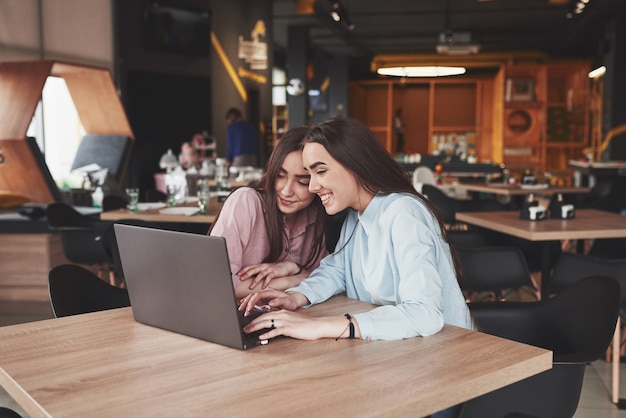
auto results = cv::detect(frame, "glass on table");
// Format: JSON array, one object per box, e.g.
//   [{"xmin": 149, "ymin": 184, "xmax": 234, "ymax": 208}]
[
  {"xmin": 197, "ymin": 179, "xmax": 211, "ymax": 214},
  {"xmin": 126, "ymin": 188, "xmax": 139, "ymax": 211},
  {"xmin": 166, "ymin": 183, "xmax": 178, "ymax": 206}
]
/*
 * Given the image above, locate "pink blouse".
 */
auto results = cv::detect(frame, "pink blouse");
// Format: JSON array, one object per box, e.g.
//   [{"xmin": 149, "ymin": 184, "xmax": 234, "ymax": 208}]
[{"xmin": 209, "ymin": 187, "xmax": 328, "ymax": 287}]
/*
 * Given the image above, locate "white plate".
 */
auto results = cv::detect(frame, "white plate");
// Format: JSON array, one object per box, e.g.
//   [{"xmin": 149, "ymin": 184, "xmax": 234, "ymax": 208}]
[
  {"xmin": 136, "ymin": 202, "xmax": 167, "ymax": 211},
  {"xmin": 159, "ymin": 207, "xmax": 200, "ymax": 216},
  {"xmin": 520, "ymin": 184, "xmax": 549, "ymax": 190}
]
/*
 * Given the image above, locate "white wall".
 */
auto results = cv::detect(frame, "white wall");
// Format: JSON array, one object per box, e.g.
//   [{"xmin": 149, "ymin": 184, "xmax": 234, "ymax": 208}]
[{"xmin": 0, "ymin": 0, "xmax": 113, "ymax": 68}]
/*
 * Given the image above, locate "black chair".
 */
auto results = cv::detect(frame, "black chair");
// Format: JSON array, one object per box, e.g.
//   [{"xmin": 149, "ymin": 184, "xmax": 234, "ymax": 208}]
[
  {"xmin": 101, "ymin": 194, "xmax": 128, "ymax": 211},
  {"xmin": 46, "ymin": 202, "xmax": 113, "ymax": 282},
  {"xmin": 99, "ymin": 219, "xmax": 158, "ymax": 285},
  {"xmin": 548, "ymin": 252, "xmax": 626, "ymax": 298},
  {"xmin": 459, "ymin": 275, "xmax": 620, "ymax": 418},
  {"xmin": 589, "ymin": 237, "xmax": 626, "ymax": 260},
  {"xmin": 548, "ymin": 251, "xmax": 626, "ymax": 399},
  {"xmin": 447, "ymin": 229, "xmax": 493, "ymax": 249},
  {"xmin": 421, "ymin": 184, "xmax": 506, "ymax": 228},
  {"xmin": 48, "ymin": 264, "xmax": 130, "ymax": 318},
  {"xmin": 457, "ymin": 245, "xmax": 539, "ymax": 301}
]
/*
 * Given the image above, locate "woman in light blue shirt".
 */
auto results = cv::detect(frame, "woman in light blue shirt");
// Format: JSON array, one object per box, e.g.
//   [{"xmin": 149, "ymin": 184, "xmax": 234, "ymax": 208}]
[{"xmin": 241, "ymin": 116, "xmax": 474, "ymax": 345}]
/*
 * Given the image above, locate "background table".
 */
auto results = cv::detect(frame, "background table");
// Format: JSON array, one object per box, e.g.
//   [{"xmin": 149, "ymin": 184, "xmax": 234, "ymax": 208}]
[
  {"xmin": 100, "ymin": 198, "xmax": 220, "ymax": 224},
  {"xmin": 454, "ymin": 183, "xmax": 590, "ymax": 197},
  {"xmin": 0, "ymin": 296, "xmax": 551, "ymax": 417},
  {"xmin": 456, "ymin": 209, "xmax": 626, "ymax": 297}
]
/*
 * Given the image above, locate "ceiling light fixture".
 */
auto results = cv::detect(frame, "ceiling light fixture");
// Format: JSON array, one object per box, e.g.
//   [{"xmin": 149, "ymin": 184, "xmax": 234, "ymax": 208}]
[
  {"xmin": 377, "ymin": 66, "xmax": 466, "ymax": 78},
  {"xmin": 566, "ymin": 0, "xmax": 592, "ymax": 18},
  {"xmin": 588, "ymin": 65, "xmax": 606, "ymax": 79},
  {"xmin": 327, "ymin": 0, "xmax": 355, "ymax": 30}
]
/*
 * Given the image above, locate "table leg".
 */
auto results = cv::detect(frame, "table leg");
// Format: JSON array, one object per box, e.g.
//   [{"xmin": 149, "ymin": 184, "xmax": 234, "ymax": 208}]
[
  {"xmin": 540, "ymin": 241, "xmax": 551, "ymax": 300},
  {"xmin": 613, "ymin": 317, "xmax": 620, "ymax": 404}
]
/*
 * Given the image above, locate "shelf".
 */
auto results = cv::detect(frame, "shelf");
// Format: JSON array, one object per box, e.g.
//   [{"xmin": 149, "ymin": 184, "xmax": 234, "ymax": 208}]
[
  {"xmin": 504, "ymin": 101, "xmax": 544, "ymax": 109},
  {"xmin": 432, "ymin": 126, "xmax": 476, "ymax": 133},
  {"xmin": 545, "ymin": 142, "xmax": 587, "ymax": 148}
]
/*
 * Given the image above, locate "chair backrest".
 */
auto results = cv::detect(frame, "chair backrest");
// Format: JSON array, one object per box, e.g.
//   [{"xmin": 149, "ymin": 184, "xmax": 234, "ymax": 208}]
[
  {"xmin": 412, "ymin": 166, "xmax": 436, "ymax": 193},
  {"xmin": 460, "ymin": 275, "xmax": 620, "ymax": 418},
  {"xmin": 46, "ymin": 202, "xmax": 93, "ymax": 229},
  {"xmin": 48, "ymin": 264, "xmax": 130, "ymax": 317},
  {"xmin": 422, "ymin": 184, "xmax": 506, "ymax": 226},
  {"xmin": 46, "ymin": 202, "xmax": 111, "ymax": 265},
  {"xmin": 421, "ymin": 184, "xmax": 457, "ymax": 224},
  {"xmin": 102, "ymin": 194, "xmax": 128, "ymax": 212},
  {"xmin": 457, "ymin": 246, "xmax": 534, "ymax": 294},
  {"xmin": 100, "ymin": 219, "xmax": 158, "ymax": 281},
  {"xmin": 548, "ymin": 252, "xmax": 626, "ymax": 307}
]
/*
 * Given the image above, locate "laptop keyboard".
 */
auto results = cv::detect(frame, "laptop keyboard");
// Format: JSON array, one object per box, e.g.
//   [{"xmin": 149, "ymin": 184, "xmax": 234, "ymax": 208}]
[{"xmin": 239, "ymin": 309, "xmax": 271, "ymax": 347}]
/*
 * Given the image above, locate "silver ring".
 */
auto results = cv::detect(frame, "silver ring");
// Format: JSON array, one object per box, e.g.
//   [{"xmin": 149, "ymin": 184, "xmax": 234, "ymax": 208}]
[{"xmin": 271, "ymin": 319, "xmax": 275, "ymax": 329}]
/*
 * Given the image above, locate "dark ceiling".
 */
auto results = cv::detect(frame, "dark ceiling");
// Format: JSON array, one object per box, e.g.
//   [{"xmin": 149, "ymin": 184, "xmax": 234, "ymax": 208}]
[{"xmin": 272, "ymin": 0, "xmax": 626, "ymax": 78}]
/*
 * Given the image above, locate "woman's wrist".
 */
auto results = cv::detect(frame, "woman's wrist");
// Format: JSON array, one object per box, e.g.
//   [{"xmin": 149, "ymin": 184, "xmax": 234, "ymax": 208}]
[{"xmin": 293, "ymin": 262, "xmax": 303, "ymax": 275}]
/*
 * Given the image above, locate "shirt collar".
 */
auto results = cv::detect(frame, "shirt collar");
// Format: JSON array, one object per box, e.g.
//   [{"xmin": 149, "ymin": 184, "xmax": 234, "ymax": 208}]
[{"xmin": 357, "ymin": 194, "xmax": 384, "ymax": 236}]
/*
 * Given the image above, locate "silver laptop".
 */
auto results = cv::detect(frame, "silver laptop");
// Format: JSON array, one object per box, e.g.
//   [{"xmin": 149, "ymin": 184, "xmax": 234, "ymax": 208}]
[{"xmin": 114, "ymin": 224, "xmax": 269, "ymax": 350}]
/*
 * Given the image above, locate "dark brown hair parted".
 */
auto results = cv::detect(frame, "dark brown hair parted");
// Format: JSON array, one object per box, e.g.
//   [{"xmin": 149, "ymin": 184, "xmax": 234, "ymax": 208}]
[{"xmin": 209, "ymin": 126, "xmax": 327, "ymax": 270}]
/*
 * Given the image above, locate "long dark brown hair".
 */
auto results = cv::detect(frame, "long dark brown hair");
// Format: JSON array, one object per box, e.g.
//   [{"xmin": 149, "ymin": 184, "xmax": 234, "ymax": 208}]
[
  {"xmin": 303, "ymin": 116, "xmax": 462, "ymax": 282},
  {"xmin": 210, "ymin": 126, "xmax": 327, "ymax": 270}
]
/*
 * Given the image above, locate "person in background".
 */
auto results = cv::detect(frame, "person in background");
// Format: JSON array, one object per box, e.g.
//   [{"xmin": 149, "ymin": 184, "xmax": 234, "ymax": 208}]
[
  {"xmin": 225, "ymin": 107, "xmax": 260, "ymax": 167},
  {"xmin": 179, "ymin": 141, "xmax": 199, "ymax": 170},
  {"xmin": 394, "ymin": 107, "xmax": 405, "ymax": 154},
  {"xmin": 209, "ymin": 126, "xmax": 329, "ymax": 299}
]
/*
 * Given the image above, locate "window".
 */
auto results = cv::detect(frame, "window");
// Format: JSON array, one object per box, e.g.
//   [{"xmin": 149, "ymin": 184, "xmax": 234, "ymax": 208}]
[{"xmin": 27, "ymin": 76, "xmax": 85, "ymax": 188}]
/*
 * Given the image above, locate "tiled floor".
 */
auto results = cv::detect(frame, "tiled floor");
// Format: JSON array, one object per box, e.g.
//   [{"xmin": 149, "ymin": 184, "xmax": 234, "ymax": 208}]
[{"xmin": 1, "ymin": 301, "xmax": 626, "ymax": 418}]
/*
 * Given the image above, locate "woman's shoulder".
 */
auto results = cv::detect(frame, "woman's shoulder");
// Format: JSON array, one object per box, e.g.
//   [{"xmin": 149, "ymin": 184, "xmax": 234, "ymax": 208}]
[
  {"xmin": 378, "ymin": 192, "xmax": 422, "ymax": 208},
  {"xmin": 228, "ymin": 186, "xmax": 261, "ymax": 201},
  {"xmin": 224, "ymin": 187, "xmax": 264, "ymax": 210},
  {"xmin": 376, "ymin": 193, "xmax": 431, "ymax": 220}
]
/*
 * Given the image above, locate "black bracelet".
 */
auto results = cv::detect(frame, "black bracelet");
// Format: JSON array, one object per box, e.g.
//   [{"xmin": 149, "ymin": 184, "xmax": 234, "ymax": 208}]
[
  {"xmin": 345, "ymin": 313, "xmax": 355, "ymax": 339},
  {"xmin": 294, "ymin": 263, "xmax": 303, "ymax": 275},
  {"xmin": 336, "ymin": 313, "xmax": 355, "ymax": 340}
]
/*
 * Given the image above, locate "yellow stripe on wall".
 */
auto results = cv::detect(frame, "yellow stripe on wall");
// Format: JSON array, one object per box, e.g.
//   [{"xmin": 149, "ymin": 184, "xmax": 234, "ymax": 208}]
[{"xmin": 211, "ymin": 31, "xmax": 247, "ymax": 103}]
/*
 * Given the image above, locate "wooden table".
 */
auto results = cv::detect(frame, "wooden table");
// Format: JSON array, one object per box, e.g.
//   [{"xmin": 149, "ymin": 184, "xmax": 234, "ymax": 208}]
[
  {"xmin": 453, "ymin": 182, "xmax": 590, "ymax": 197},
  {"xmin": 100, "ymin": 198, "xmax": 221, "ymax": 224},
  {"xmin": 455, "ymin": 209, "xmax": 626, "ymax": 296},
  {"xmin": 0, "ymin": 296, "xmax": 551, "ymax": 418}
]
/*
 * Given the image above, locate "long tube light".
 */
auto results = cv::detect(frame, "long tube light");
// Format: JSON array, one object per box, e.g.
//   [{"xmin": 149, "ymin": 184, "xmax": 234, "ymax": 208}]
[{"xmin": 377, "ymin": 66, "xmax": 466, "ymax": 77}]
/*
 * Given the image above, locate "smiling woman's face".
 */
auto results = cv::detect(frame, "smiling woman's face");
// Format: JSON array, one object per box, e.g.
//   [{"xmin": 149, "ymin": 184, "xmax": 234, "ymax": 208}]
[
  {"xmin": 302, "ymin": 142, "xmax": 372, "ymax": 214},
  {"xmin": 274, "ymin": 150, "xmax": 315, "ymax": 217}
]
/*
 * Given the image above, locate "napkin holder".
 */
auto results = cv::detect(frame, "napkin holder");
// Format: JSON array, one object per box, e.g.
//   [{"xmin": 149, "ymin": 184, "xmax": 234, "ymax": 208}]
[
  {"xmin": 548, "ymin": 194, "xmax": 575, "ymax": 219},
  {"xmin": 521, "ymin": 170, "xmax": 537, "ymax": 185},
  {"xmin": 520, "ymin": 196, "xmax": 546, "ymax": 221}
]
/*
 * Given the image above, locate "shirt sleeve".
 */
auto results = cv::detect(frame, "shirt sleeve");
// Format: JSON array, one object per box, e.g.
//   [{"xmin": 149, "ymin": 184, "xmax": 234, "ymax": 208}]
[
  {"xmin": 209, "ymin": 188, "xmax": 267, "ymax": 286},
  {"xmin": 287, "ymin": 216, "xmax": 356, "ymax": 305}
]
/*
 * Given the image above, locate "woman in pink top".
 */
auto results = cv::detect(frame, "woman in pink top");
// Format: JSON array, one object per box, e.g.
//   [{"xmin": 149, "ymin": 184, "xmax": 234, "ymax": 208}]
[{"xmin": 209, "ymin": 126, "xmax": 328, "ymax": 298}]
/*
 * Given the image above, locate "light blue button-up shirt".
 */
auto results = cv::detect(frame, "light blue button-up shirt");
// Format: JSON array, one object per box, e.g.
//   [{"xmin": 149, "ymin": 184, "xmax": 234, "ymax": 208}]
[{"xmin": 288, "ymin": 193, "xmax": 474, "ymax": 340}]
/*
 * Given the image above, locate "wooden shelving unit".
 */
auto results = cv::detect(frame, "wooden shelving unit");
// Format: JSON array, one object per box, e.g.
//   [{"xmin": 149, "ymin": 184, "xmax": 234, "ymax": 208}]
[
  {"xmin": 349, "ymin": 59, "xmax": 590, "ymax": 175},
  {"xmin": 349, "ymin": 79, "xmax": 490, "ymax": 159},
  {"xmin": 498, "ymin": 61, "xmax": 590, "ymax": 173}
]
